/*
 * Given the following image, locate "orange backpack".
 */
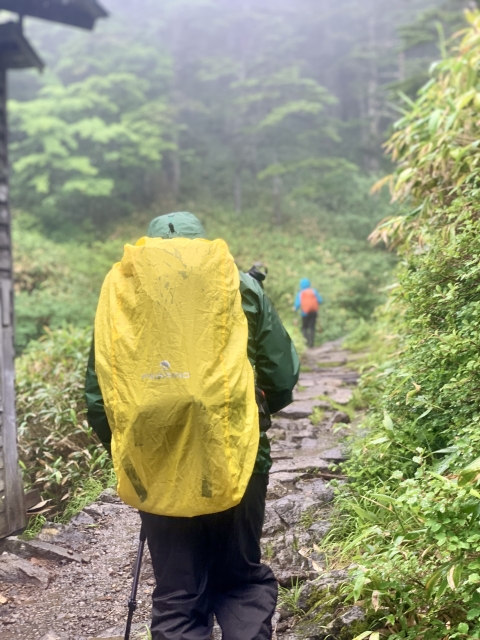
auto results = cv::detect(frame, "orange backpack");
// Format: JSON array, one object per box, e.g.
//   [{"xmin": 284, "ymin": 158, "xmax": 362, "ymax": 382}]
[{"xmin": 300, "ymin": 288, "xmax": 320, "ymax": 314}]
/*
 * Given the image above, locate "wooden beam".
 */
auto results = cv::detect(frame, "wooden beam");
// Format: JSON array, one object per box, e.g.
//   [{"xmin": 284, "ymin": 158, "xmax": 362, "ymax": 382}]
[
  {"xmin": 0, "ymin": 70, "xmax": 25, "ymax": 539},
  {"xmin": 0, "ymin": 0, "xmax": 108, "ymax": 31},
  {"xmin": 0, "ymin": 23, "xmax": 44, "ymax": 71}
]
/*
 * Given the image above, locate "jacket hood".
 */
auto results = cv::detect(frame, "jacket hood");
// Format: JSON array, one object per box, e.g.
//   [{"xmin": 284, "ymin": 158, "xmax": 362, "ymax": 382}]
[
  {"xmin": 147, "ymin": 212, "xmax": 206, "ymax": 240},
  {"xmin": 300, "ymin": 278, "xmax": 311, "ymax": 290}
]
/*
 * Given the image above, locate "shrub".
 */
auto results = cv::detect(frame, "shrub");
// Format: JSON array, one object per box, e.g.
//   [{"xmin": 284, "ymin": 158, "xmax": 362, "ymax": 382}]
[
  {"xmin": 13, "ymin": 219, "xmax": 125, "ymax": 351},
  {"xmin": 329, "ymin": 10, "xmax": 480, "ymax": 639},
  {"xmin": 16, "ymin": 326, "xmax": 113, "ymax": 515}
]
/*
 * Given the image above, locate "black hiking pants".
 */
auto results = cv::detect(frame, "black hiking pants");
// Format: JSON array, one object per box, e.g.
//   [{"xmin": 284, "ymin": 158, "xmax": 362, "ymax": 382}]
[
  {"xmin": 139, "ymin": 474, "xmax": 277, "ymax": 640},
  {"xmin": 302, "ymin": 312, "xmax": 318, "ymax": 348}
]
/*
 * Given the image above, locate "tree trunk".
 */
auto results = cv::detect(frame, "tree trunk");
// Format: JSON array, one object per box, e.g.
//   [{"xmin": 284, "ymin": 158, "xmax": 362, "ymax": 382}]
[
  {"xmin": 273, "ymin": 175, "xmax": 282, "ymax": 226},
  {"xmin": 365, "ymin": 2, "xmax": 380, "ymax": 170}
]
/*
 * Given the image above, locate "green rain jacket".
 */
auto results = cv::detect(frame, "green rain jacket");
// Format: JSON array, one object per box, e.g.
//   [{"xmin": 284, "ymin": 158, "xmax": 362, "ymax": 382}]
[{"xmin": 85, "ymin": 212, "xmax": 300, "ymax": 475}]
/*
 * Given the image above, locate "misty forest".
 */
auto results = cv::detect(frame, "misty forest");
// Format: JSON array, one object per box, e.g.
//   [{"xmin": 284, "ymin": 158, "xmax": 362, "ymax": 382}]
[{"xmin": 5, "ymin": 0, "xmax": 480, "ymax": 638}]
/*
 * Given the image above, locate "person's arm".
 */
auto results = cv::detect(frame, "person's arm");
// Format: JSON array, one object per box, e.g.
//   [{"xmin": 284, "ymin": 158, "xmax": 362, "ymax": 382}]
[
  {"xmin": 294, "ymin": 291, "xmax": 301, "ymax": 311},
  {"xmin": 240, "ymin": 273, "xmax": 300, "ymax": 414},
  {"xmin": 315, "ymin": 290, "xmax": 323, "ymax": 304},
  {"xmin": 85, "ymin": 336, "xmax": 112, "ymax": 456}
]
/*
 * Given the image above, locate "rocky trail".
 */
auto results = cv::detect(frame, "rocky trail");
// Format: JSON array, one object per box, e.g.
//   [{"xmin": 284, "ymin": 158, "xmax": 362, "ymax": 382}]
[{"xmin": 0, "ymin": 341, "xmax": 364, "ymax": 640}]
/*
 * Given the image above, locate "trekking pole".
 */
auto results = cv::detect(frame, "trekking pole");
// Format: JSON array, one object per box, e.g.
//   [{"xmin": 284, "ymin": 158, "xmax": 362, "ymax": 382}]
[{"xmin": 124, "ymin": 526, "xmax": 147, "ymax": 640}]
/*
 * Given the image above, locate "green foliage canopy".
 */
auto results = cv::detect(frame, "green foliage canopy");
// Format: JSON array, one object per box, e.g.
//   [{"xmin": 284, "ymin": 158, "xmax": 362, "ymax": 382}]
[
  {"xmin": 11, "ymin": 0, "xmax": 460, "ymax": 234},
  {"xmin": 10, "ymin": 22, "xmax": 175, "ymax": 236},
  {"xmin": 16, "ymin": 326, "xmax": 112, "ymax": 512}
]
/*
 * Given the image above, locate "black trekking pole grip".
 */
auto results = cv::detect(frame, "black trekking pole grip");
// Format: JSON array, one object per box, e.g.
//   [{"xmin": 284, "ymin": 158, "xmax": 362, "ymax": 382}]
[{"xmin": 124, "ymin": 526, "xmax": 147, "ymax": 640}]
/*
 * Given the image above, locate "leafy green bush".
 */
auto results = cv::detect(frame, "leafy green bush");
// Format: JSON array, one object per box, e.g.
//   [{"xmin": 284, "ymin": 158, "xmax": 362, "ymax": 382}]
[
  {"xmin": 329, "ymin": 11, "xmax": 480, "ymax": 639},
  {"xmin": 10, "ymin": 24, "xmax": 174, "ymax": 236},
  {"xmin": 16, "ymin": 326, "xmax": 113, "ymax": 515},
  {"xmin": 334, "ymin": 210, "xmax": 480, "ymax": 639},
  {"xmin": 13, "ymin": 218, "xmax": 123, "ymax": 350},
  {"xmin": 371, "ymin": 8, "xmax": 480, "ymax": 250}
]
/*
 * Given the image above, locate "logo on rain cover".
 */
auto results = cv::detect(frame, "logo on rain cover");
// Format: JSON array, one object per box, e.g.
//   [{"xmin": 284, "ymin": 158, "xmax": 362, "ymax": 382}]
[{"xmin": 142, "ymin": 360, "xmax": 190, "ymax": 381}]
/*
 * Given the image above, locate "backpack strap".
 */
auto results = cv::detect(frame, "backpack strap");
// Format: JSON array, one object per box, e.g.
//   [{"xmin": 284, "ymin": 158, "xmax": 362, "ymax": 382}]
[{"xmin": 256, "ymin": 387, "xmax": 272, "ymax": 433}]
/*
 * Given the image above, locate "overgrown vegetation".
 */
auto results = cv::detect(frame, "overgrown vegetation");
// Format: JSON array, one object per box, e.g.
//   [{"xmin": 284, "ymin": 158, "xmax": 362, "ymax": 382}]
[
  {"xmin": 328, "ymin": 10, "xmax": 480, "ymax": 639},
  {"xmin": 13, "ymin": 216, "xmax": 123, "ymax": 349},
  {"xmin": 16, "ymin": 326, "xmax": 113, "ymax": 515}
]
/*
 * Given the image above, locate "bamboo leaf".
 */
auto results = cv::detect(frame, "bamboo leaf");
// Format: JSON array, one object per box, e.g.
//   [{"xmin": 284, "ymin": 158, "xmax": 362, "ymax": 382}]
[{"xmin": 352, "ymin": 631, "xmax": 372, "ymax": 640}]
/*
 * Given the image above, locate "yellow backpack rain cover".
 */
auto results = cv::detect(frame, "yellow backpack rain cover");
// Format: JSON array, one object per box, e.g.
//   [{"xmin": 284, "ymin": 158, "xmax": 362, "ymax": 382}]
[{"xmin": 94, "ymin": 237, "xmax": 259, "ymax": 517}]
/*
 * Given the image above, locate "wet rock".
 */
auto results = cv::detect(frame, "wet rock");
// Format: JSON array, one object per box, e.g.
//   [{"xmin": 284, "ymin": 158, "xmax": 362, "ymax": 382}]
[
  {"xmin": 271, "ymin": 449, "xmax": 295, "ymax": 459},
  {"xmin": 273, "ymin": 494, "xmax": 320, "ymax": 527},
  {"xmin": 278, "ymin": 441, "xmax": 302, "ymax": 451},
  {"xmin": 98, "ymin": 488, "xmax": 120, "ymax": 504},
  {"xmin": 278, "ymin": 624, "xmax": 327, "ymax": 639},
  {"xmin": 321, "ymin": 447, "xmax": 347, "ymax": 462},
  {"xmin": 272, "ymin": 417, "xmax": 297, "ymax": 430},
  {"xmin": 319, "ymin": 569, "xmax": 349, "ymax": 587},
  {"xmin": 4, "ymin": 537, "xmax": 87, "ymax": 564},
  {"xmin": 267, "ymin": 480, "xmax": 289, "ymax": 500},
  {"xmin": 0, "ymin": 553, "xmax": 50, "ymax": 588},
  {"xmin": 316, "ymin": 353, "xmax": 348, "ymax": 367},
  {"xmin": 83, "ymin": 504, "xmax": 106, "ymax": 519},
  {"xmin": 296, "ymin": 418, "xmax": 317, "ymax": 429},
  {"xmin": 277, "ymin": 401, "xmax": 326, "ymax": 420},
  {"xmin": 308, "ymin": 522, "xmax": 331, "ymax": 541},
  {"xmin": 291, "ymin": 430, "xmax": 315, "ymax": 442},
  {"xmin": 327, "ymin": 606, "xmax": 365, "ymax": 637},
  {"xmin": 270, "ymin": 471, "xmax": 314, "ymax": 484},
  {"xmin": 301, "ymin": 438, "xmax": 319, "ymax": 449},
  {"xmin": 294, "ymin": 382, "xmax": 341, "ymax": 401},
  {"xmin": 38, "ymin": 523, "xmax": 67, "ymax": 542},
  {"xmin": 339, "ymin": 605, "xmax": 365, "ymax": 626},
  {"xmin": 295, "ymin": 571, "xmax": 349, "ymax": 613},
  {"xmin": 272, "ymin": 547, "xmax": 317, "ymax": 587},
  {"xmin": 271, "ymin": 456, "xmax": 329, "ymax": 475},
  {"xmin": 263, "ymin": 505, "xmax": 287, "ymax": 536},
  {"xmin": 332, "ymin": 411, "xmax": 351, "ymax": 425},
  {"xmin": 70, "ymin": 511, "xmax": 95, "ymax": 527},
  {"xmin": 296, "ymin": 479, "xmax": 334, "ymax": 503},
  {"xmin": 326, "ymin": 388, "xmax": 353, "ymax": 406},
  {"xmin": 39, "ymin": 523, "xmax": 89, "ymax": 552},
  {"xmin": 296, "ymin": 580, "xmax": 322, "ymax": 614}
]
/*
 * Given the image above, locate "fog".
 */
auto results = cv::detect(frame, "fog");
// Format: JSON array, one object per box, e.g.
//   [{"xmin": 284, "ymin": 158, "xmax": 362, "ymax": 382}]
[{"xmin": 1, "ymin": 0, "xmax": 473, "ymax": 236}]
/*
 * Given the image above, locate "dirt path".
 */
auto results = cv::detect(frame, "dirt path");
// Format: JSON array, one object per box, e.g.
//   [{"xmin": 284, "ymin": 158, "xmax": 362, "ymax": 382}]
[{"xmin": 0, "ymin": 341, "xmax": 362, "ymax": 640}]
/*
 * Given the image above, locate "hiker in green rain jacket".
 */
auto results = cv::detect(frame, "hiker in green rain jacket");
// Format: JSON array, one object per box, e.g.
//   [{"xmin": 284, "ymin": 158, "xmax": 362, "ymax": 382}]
[{"xmin": 85, "ymin": 212, "xmax": 299, "ymax": 640}]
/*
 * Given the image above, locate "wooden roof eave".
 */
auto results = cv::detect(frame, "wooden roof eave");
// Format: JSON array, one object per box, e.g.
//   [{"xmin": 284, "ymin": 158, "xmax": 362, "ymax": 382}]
[
  {"xmin": 0, "ymin": 0, "xmax": 108, "ymax": 30},
  {"xmin": 0, "ymin": 22, "xmax": 44, "ymax": 70}
]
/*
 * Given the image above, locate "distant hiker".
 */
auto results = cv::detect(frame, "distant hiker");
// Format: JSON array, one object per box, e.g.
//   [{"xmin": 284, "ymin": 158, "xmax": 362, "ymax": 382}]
[
  {"xmin": 248, "ymin": 262, "xmax": 268, "ymax": 288},
  {"xmin": 294, "ymin": 278, "xmax": 323, "ymax": 348},
  {"xmin": 85, "ymin": 212, "xmax": 299, "ymax": 640}
]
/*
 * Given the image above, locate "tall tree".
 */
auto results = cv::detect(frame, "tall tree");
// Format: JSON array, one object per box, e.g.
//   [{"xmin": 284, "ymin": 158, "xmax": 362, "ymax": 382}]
[{"xmin": 11, "ymin": 0, "xmax": 471, "ymax": 234}]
